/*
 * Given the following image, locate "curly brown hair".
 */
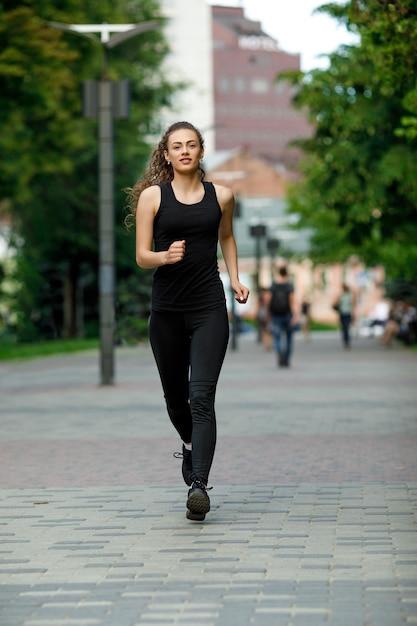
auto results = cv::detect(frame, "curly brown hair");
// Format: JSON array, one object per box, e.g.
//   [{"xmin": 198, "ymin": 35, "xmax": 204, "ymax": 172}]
[{"xmin": 125, "ymin": 121, "xmax": 206, "ymax": 228}]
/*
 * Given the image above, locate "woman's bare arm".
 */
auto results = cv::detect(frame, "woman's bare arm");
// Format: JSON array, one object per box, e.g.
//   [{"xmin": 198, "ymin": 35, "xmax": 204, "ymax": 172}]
[{"xmin": 135, "ymin": 185, "xmax": 185, "ymax": 269}]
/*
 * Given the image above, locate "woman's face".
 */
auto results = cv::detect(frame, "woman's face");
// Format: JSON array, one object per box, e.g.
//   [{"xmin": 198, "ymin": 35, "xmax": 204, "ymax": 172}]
[{"xmin": 164, "ymin": 129, "xmax": 203, "ymax": 173}]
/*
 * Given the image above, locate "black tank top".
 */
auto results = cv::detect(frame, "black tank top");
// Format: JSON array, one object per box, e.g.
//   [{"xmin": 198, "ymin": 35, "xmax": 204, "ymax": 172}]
[{"xmin": 151, "ymin": 181, "xmax": 226, "ymax": 312}]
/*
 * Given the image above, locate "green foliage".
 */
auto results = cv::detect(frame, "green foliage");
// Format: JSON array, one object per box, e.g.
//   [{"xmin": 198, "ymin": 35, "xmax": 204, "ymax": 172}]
[
  {"xmin": 282, "ymin": 0, "xmax": 417, "ymax": 283},
  {"xmin": 0, "ymin": 5, "xmax": 81, "ymax": 204},
  {"xmin": 0, "ymin": 0, "xmax": 179, "ymax": 342},
  {"xmin": 384, "ymin": 277, "xmax": 417, "ymax": 303},
  {"xmin": 115, "ymin": 270, "xmax": 152, "ymax": 345}
]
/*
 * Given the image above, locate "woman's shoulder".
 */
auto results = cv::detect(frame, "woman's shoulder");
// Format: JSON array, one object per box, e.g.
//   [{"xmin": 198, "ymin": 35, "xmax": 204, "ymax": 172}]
[
  {"xmin": 139, "ymin": 184, "xmax": 162, "ymax": 201},
  {"xmin": 142, "ymin": 183, "xmax": 163, "ymax": 195},
  {"xmin": 137, "ymin": 184, "xmax": 162, "ymax": 215},
  {"xmin": 210, "ymin": 183, "xmax": 234, "ymax": 211},
  {"xmin": 211, "ymin": 182, "xmax": 233, "ymax": 200}
]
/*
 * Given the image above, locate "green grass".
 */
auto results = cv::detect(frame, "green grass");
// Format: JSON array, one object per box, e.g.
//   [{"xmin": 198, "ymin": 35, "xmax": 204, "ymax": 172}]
[
  {"xmin": 310, "ymin": 320, "xmax": 338, "ymax": 331},
  {"xmin": 0, "ymin": 338, "xmax": 99, "ymax": 361},
  {"xmin": 240, "ymin": 318, "xmax": 338, "ymax": 331}
]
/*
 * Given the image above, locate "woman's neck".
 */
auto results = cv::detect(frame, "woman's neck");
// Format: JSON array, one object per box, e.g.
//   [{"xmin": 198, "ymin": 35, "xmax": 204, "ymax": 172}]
[
  {"xmin": 171, "ymin": 174, "xmax": 204, "ymax": 204},
  {"xmin": 171, "ymin": 171, "xmax": 201, "ymax": 190}
]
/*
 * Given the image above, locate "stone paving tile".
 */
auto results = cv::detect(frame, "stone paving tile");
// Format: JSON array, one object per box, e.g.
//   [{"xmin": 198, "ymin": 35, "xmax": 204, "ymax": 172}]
[
  {"xmin": 0, "ymin": 483, "xmax": 416, "ymax": 624},
  {"xmin": 1, "ymin": 333, "xmax": 417, "ymax": 624},
  {"xmin": 1, "ymin": 432, "xmax": 416, "ymax": 487}
]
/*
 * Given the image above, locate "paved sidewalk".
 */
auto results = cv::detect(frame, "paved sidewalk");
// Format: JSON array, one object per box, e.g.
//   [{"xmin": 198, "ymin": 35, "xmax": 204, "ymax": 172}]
[{"xmin": 0, "ymin": 331, "xmax": 416, "ymax": 625}]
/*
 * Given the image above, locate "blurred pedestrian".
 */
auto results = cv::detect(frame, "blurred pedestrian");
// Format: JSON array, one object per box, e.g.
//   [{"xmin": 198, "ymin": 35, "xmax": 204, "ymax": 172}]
[
  {"xmin": 368, "ymin": 300, "xmax": 389, "ymax": 336},
  {"xmin": 381, "ymin": 302, "xmax": 402, "ymax": 347},
  {"xmin": 126, "ymin": 121, "xmax": 249, "ymax": 521},
  {"xmin": 268, "ymin": 266, "xmax": 297, "ymax": 367},
  {"xmin": 382, "ymin": 300, "xmax": 417, "ymax": 347},
  {"xmin": 333, "ymin": 283, "xmax": 355, "ymax": 349},
  {"xmin": 398, "ymin": 301, "xmax": 417, "ymax": 345},
  {"xmin": 300, "ymin": 293, "xmax": 312, "ymax": 341},
  {"xmin": 258, "ymin": 287, "xmax": 273, "ymax": 350}
]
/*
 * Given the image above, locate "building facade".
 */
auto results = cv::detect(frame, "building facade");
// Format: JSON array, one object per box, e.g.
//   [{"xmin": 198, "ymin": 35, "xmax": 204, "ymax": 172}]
[
  {"xmin": 211, "ymin": 5, "xmax": 311, "ymax": 165},
  {"xmin": 158, "ymin": 1, "xmax": 310, "ymax": 165},
  {"xmin": 205, "ymin": 148, "xmax": 308, "ymax": 259}
]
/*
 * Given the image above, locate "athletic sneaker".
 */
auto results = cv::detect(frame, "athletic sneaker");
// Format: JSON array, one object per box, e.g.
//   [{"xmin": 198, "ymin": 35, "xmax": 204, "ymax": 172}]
[
  {"xmin": 173, "ymin": 445, "xmax": 193, "ymax": 486},
  {"xmin": 186, "ymin": 509, "xmax": 206, "ymax": 521},
  {"xmin": 186, "ymin": 478, "xmax": 211, "ymax": 521}
]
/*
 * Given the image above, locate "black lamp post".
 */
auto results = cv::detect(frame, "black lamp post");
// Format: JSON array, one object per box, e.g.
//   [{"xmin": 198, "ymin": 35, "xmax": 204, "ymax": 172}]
[
  {"xmin": 48, "ymin": 20, "xmax": 158, "ymax": 385},
  {"xmin": 267, "ymin": 237, "xmax": 280, "ymax": 283},
  {"xmin": 249, "ymin": 223, "xmax": 267, "ymax": 293},
  {"xmin": 229, "ymin": 195, "xmax": 242, "ymax": 351},
  {"xmin": 249, "ymin": 222, "xmax": 267, "ymax": 342}
]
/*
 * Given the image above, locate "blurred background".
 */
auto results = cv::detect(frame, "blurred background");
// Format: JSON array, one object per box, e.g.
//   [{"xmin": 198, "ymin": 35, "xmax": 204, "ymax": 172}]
[{"xmin": 1, "ymin": 0, "xmax": 416, "ymax": 365}]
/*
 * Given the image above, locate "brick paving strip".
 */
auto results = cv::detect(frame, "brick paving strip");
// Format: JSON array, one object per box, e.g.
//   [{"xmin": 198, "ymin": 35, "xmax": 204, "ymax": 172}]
[
  {"xmin": 1, "ymin": 332, "xmax": 416, "ymax": 625},
  {"xmin": 0, "ymin": 433, "xmax": 416, "ymax": 487}
]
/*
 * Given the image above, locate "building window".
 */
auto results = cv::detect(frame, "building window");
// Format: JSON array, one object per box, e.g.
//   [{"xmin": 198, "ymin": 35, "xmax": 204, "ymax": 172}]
[
  {"xmin": 275, "ymin": 81, "xmax": 287, "ymax": 95},
  {"xmin": 235, "ymin": 77, "xmax": 246, "ymax": 93},
  {"xmin": 251, "ymin": 78, "xmax": 269, "ymax": 94},
  {"xmin": 219, "ymin": 76, "xmax": 230, "ymax": 92}
]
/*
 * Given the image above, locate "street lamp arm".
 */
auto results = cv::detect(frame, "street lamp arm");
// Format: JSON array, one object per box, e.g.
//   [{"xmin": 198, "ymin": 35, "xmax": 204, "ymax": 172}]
[
  {"xmin": 105, "ymin": 21, "xmax": 159, "ymax": 49},
  {"xmin": 48, "ymin": 21, "xmax": 100, "ymax": 45}
]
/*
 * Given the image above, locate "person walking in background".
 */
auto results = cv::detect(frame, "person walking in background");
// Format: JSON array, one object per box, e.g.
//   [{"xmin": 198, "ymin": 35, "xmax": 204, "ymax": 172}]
[
  {"xmin": 300, "ymin": 293, "xmax": 312, "ymax": 341},
  {"xmin": 333, "ymin": 283, "xmax": 355, "ymax": 349},
  {"xmin": 126, "ymin": 121, "xmax": 249, "ymax": 522},
  {"xmin": 268, "ymin": 265, "xmax": 297, "ymax": 367},
  {"xmin": 258, "ymin": 287, "xmax": 273, "ymax": 350}
]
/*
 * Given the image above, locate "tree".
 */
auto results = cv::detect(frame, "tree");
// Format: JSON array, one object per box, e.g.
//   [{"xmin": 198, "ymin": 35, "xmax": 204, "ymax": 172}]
[
  {"xmin": 282, "ymin": 0, "xmax": 417, "ymax": 284},
  {"xmin": 0, "ymin": 4, "xmax": 81, "ymax": 206},
  {"xmin": 0, "ymin": 0, "xmax": 179, "ymax": 341}
]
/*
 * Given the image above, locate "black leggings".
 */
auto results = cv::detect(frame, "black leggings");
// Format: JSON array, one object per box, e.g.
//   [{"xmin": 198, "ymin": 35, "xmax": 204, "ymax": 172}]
[{"xmin": 149, "ymin": 305, "xmax": 229, "ymax": 484}]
